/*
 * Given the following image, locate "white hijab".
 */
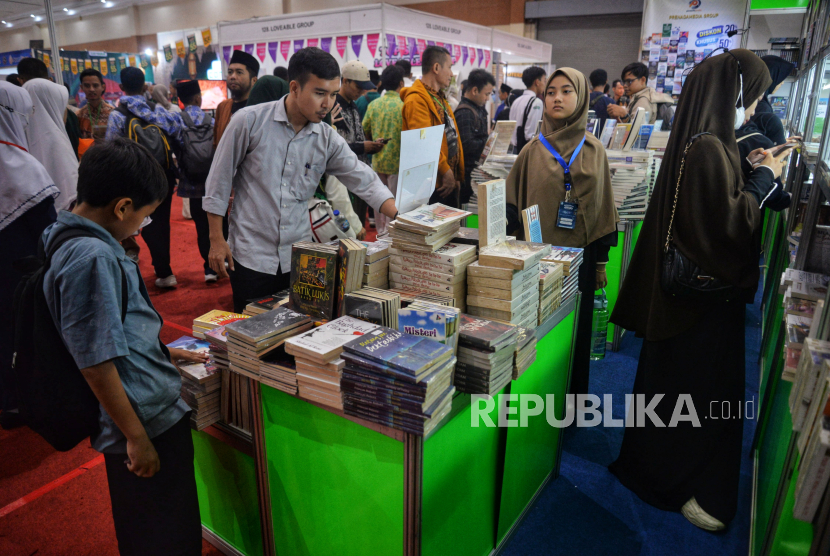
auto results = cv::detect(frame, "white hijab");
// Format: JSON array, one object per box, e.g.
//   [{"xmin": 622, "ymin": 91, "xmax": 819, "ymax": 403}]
[
  {"xmin": 0, "ymin": 81, "xmax": 59, "ymax": 231},
  {"xmin": 22, "ymin": 78, "xmax": 78, "ymax": 211}
]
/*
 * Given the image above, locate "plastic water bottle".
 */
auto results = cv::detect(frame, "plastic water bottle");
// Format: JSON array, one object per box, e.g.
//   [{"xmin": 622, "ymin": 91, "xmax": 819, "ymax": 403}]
[
  {"xmin": 590, "ymin": 289, "xmax": 608, "ymax": 361},
  {"xmin": 333, "ymin": 210, "xmax": 350, "ymax": 233}
]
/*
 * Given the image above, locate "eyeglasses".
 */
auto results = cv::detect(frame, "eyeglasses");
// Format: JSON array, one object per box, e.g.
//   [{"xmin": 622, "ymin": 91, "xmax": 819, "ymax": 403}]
[{"xmin": 622, "ymin": 79, "xmax": 638, "ymax": 86}]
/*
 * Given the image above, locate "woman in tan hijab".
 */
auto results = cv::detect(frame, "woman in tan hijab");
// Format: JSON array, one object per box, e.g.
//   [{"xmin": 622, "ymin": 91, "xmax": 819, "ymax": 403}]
[
  {"xmin": 506, "ymin": 67, "xmax": 619, "ymax": 396},
  {"xmin": 610, "ymin": 50, "xmax": 788, "ymax": 532}
]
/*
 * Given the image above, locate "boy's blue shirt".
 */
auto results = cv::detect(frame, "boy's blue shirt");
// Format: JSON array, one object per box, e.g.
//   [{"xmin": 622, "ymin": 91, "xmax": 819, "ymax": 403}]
[{"xmin": 42, "ymin": 211, "xmax": 189, "ymax": 453}]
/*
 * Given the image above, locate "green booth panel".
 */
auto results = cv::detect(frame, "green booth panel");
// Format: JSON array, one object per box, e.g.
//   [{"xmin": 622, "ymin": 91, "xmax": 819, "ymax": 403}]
[
  {"xmin": 750, "ymin": 0, "xmax": 809, "ymax": 8},
  {"xmin": 422, "ymin": 391, "xmax": 505, "ymax": 556},
  {"xmin": 605, "ymin": 231, "xmax": 625, "ymax": 343},
  {"xmin": 192, "ymin": 430, "xmax": 264, "ymax": 556},
  {"xmin": 768, "ymin": 453, "xmax": 814, "ymax": 556},
  {"xmin": 260, "ymin": 385, "xmax": 405, "ymax": 556},
  {"xmin": 497, "ymin": 311, "xmax": 576, "ymax": 543},
  {"xmin": 467, "ymin": 214, "xmax": 479, "ymax": 229}
]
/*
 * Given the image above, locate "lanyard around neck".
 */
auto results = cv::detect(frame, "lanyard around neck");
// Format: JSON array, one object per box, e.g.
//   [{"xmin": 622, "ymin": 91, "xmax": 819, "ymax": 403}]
[{"xmin": 538, "ymin": 134, "xmax": 585, "ymax": 198}]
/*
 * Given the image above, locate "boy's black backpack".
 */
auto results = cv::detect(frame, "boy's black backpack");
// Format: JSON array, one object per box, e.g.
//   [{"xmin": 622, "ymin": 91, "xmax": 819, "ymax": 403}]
[
  {"xmin": 117, "ymin": 104, "xmax": 172, "ymax": 170},
  {"xmin": 12, "ymin": 227, "xmax": 127, "ymax": 452},
  {"xmin": 496, "ymin": 88, "xmax": 525, "ymax": 122},
  {"xmin": 179, "ymin": 110, "xmax": 215, "ymax": 183}
]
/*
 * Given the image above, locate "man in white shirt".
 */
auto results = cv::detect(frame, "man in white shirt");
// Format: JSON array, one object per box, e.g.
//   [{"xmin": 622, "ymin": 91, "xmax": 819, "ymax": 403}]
[{"xmin": 509, "ymin": 66, "xmax": 546, "ymax": 152}]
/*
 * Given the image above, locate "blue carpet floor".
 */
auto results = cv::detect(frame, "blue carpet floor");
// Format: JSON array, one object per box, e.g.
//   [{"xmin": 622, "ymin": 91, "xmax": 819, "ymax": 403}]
[{"xmin": 501, "ymin": 289, "xmax": 763, "ymax": 556}]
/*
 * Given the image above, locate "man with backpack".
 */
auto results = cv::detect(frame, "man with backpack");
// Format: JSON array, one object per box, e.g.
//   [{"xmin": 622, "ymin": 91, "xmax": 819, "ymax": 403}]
[
  {"xmin": 32, "ymin": 138, "xmax": 205, "ymax": 554},
  {"xmin": 174, "ymin": 79, "xmax": 222, "ymax": 283},
  {"xmin": 607, "ymin": 62, "xmax": 675, "ymax": 128},
  {"xmin": 455, "ymin": 68, "xmax": 496, "ymax": 205},
  {"xmin": 509, "ymin": 66, "xmax": 546, "ymax": 153},
  {"xmin": 107, "ymin": 67, "xmax": 184, "ymax": 289}
]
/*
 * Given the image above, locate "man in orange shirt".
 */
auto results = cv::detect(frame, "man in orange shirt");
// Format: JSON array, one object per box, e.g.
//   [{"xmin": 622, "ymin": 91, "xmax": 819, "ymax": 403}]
[
  {"xmin": 401, "ymin": 45, "xmax": 464, "ymax": 207},
  {"xmin": 213, "ymin": 50, "xmax": 259, "ymax": 148}
]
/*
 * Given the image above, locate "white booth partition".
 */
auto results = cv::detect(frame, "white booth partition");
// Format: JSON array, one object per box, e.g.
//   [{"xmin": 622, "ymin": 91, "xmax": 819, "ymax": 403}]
[
  {"xmin": 491, "ymin": 28, "xmax": 553, "ymax": 90},
  {"xmin": 215, "ymin": 3, "xmax": 552, "ymax": 83}
]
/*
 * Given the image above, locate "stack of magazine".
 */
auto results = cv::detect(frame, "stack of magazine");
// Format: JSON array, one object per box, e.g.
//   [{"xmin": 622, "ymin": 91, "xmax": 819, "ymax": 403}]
[
  {"xmin": 167, "ymin": 337, "xmax": 221, "ymax": 431},
  {"xmin": 340, "ymin": 327, "xmax": 456, "ymax": 436}
]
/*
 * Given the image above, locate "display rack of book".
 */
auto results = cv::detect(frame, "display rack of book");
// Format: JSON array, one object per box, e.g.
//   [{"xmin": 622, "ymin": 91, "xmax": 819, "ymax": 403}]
[
  {"xmin": 752, "ymin": 42, "xmax": 830, "ymax": 556},
  {"xmin": 605, "ymin": 149, "xmax": 659, "ymax": 222}
]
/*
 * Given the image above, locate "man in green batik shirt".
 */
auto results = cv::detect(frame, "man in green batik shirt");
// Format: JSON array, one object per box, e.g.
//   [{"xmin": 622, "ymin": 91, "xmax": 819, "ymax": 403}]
[{"xmin": 362, "ymin": 65, "xmax": 405, "ymax": 236}]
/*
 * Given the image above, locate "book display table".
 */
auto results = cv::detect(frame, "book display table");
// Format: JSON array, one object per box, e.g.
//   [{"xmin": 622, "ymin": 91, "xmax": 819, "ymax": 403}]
[
  {"xmin": 192, "ymin": 296, "xmax": 579, "ymax": 556},
  {"xmin": 603, "ymin": 220, "xmax": 642, "ymax": 351}
]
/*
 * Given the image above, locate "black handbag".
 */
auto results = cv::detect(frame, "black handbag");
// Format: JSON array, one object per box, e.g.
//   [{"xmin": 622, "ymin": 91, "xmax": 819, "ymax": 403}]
[{"xmin": 661, "ymin": 133, "xmax": 740, "ymax": 301}]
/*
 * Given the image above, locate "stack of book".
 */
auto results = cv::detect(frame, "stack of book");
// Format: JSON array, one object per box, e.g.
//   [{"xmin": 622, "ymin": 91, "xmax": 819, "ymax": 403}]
[
  {"xmin": 389, "ymin": 288, "xmax": 458, "ymax": 307},
  {"xmin": 388, "ymin": 203, "xmax": 471, "ymax": 253},
  {"xmin": 362, "ymin": 241, "xmax": 390, "ymax": 288},
  {"xmin": 456, "ymin": 314, "xmax": 519, "ymax": 394},
  {"xmin": 792, "ymin": 365, "xmax": 830, "ymax": 523},
  {"xmin": 259, "ymin": 343, "xmax": 299, "ymax": 395},
  {"xmin": 344, "ymin": 287, "xmax": 401, "ymax": 328},
  {"xmin": 340, "ymin": 327, "xmax": 456, "ymax": 435},
  {"xmin": 220, "ymin": 369, "xmax": 251, "ymax": 433},
  {"xmin": 398, "ymin": 301, "xmax": 460, "ymax": 352},
  {"xmin": 783, "ymin": 281, "xmax": 828, "ymax": 377},
  {"xmin": 243, "ymin": 290, "xmax": 290, "ymax": 316},
  {"xmin": 389, "ymin": 242, "xmax": 476, "ymax": 309},
  {"xmin": 168, "ymin": 337, "xmax": 221, "ymax": 430},
  {"xmin": 204, "ymin": 325, "xmax": 231, "ymax": 374},
  {"xmin": 467, "ymin": 240, "xmax": 550, "ymax": 328},
  {"xmin": 780, "ymin": 269, "xmax": 830, "ymax": 295},
  {"xmin": 452, "ymin": 227, "xmax": 479, "ymax": 246},
  {"xmin": 513, "ymin": 326, "xmax": 537, "ymax": 380},
  {"xmin": 284, "ymin": 316, "xmax": 381, "ymax": 410},
  {"xmin": 289, "ymin": 242, "xmax": 339, "ymax": 321},
  {"xmin": 224, "ymin": 307, "xmax": 313, "ymax": 383},
  {"xmin": 538, "ymin": 260, "xmax": 565, "ymax": 325},
  {"xmin": 335, "ymin": 239, "xmax": 368, "ymax": 316},
  {"xmin": 546, "ymin": 247, "xmax": 584, "ymax": 305},
  {"xmin": 192, "ymin": 310, "xmax": 249, "ymax": 339},
  {"xmin": 606, "ymin": 150, "xmax": 657, "ymax": 221}
]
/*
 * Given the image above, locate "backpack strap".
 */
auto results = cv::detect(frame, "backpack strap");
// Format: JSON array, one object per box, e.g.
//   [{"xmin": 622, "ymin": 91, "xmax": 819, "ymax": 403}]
[
  {"xmin": 180, "ymin": 110, "xmax": 194, "ymax": 128},
  {"xmin": 454, "ymin": 103, "xmax": 482, "ymax": 131},
  {"xmin": 43, "ymin": 228, "xmax": 129, "ymax": 323}
]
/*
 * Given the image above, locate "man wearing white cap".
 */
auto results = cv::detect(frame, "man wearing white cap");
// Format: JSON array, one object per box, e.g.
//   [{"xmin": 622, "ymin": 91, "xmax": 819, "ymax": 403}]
[{"xmin": 336, "ymin": 60, "xmax": 387, "ymax": 231}]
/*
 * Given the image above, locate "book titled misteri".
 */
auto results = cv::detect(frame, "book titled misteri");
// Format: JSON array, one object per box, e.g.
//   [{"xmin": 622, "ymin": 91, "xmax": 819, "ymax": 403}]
[
  {"xmin": 343, "ymin": 326, "xmax": 454, "ymax": 378},
  {"xmin": 289, "ymin": 242, "xmax": 338, "ymax": 320}
]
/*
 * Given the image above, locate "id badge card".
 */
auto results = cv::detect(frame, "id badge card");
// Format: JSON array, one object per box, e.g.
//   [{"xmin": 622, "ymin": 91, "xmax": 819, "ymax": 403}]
[{"xmin": 557, "ymin": 201, "xmax": 578, "ymax": 230}]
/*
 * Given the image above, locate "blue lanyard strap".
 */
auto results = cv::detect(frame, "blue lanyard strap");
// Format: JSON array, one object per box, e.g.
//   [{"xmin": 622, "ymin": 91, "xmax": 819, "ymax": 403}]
[{"xmin": 538, "ymin": 134, "xmax": 586, "ymax": 194}]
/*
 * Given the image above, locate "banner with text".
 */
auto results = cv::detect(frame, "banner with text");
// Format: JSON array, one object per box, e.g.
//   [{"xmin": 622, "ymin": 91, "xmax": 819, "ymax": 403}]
[{"xmin": 641, "ymin": 0, "xmax": 746, "ymax": 96}]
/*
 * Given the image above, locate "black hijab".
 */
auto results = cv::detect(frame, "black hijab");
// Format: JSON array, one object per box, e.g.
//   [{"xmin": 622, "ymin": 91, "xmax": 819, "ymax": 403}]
[
  {"xmin": 612, "ymin": 50, "xmax": 772, "ymax": 341},
  {"xmin": 755, "ymin": 55, "xmax": 793, "ymax": 114}
]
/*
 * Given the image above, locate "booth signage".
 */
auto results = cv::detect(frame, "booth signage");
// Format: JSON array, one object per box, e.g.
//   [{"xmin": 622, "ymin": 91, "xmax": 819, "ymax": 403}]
[
  {"xmin": 222, "ymin": 45, "xmax": 231, "ymax": 64},
  {"xmin": 294, "ymin": 39, "xmax": 304, "ymax": 53},
  {"xmin": 244, "ymin": 44, "xmax": 255, "ymax": 56},
  {"xmin": 164, "ymin": 44, "xmax": 173, "ymax": 62},
  {"xmin": 336, "ymin": 36, "xmax": 347, "ymax": 57},
  {"xmin": 367, "ymin": 33, "xmax": 379, "ymax": 57},
  {"xmin": 176, "ymin": 40, "xmax": 185, "ymax": 58},
  {"xmin": 256, "ymin": 43, "xmax": 267, "ymax": 62},
  {"xmin": 351, "ymin": 35, "xmax": 363, "ymax": 56},
  {"xmin": 308, "ymin": 38, "xmax": 319, "ymax": 48},
  {"xmin": 268, "ymin": 42, "xmax": 278, "ymax": 62},
  {"xmin": 187, "ymin": 34, "xmax": 197, "ymax": 53},
  {"xmin": 641, "ymin": 0, "xmax": 746, "ymax": 95},
  {"xmin": 280, "ymin": 41, "xmax": 291, "ymax": 60},
  {"xmin": 219, "ymin": 12, "xmax": 351, "ymax": 43},
  {"xmin": 386, "ymin": 34, "xmax": 397, "ymax": 57},
  {"xmin": 201, "ymin": 28, "xmax": 212, "ymax": 47}
]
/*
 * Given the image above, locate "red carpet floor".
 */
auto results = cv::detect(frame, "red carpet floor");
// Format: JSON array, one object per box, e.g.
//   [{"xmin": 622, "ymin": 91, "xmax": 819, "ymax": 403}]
[{"xmin": 1, "ymin": 196, "xmax": 376, "ymax": 554}]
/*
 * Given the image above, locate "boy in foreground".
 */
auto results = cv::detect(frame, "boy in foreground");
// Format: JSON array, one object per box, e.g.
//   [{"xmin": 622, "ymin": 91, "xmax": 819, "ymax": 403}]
[{"xmin": 43, "ymin": 138, "xmax": 206, "ymax": 555}]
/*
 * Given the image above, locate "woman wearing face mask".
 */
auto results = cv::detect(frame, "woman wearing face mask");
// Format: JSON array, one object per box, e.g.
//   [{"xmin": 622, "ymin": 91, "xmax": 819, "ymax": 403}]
[
  {"xmin": 506, "ymin": 68, "xmax": 619, "ymax": 397},
  {"xmin": 609, "ymin": 50, "xmax": 789, "ymax": 532},
  {"xmin": 0, "ymin": 81, "xmax": 60, "ymax": 428}
]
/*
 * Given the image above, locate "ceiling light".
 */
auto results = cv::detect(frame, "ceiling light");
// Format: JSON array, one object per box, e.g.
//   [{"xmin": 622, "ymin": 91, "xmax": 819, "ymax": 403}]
[
  {"xmin": 104, "ymin": 1, "xmax": 114, "ymax": 6},
  {"xmin": 34, "ymin": 16, "xmax": 41, "ymax": 21},
  {"xmin": 63, "ymin": 7, "xmax": 67, "ymax": 11},
  {"xmin": 144, "ymin": 48, "xmax": 153, "ymax": 56},
  {"xmin": 1, "ymin": 20, "xmax": 6, "ymax": 24},
  {"xmin": 30, "ymin": 14, "xmax": 35, "ymax": 17}
]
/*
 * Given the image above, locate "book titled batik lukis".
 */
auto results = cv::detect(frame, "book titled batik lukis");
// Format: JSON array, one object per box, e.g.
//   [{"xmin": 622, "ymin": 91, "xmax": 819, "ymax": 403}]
[{"xmin": 289, "ymin": 242, "xmax": 339, "ymax": 320}]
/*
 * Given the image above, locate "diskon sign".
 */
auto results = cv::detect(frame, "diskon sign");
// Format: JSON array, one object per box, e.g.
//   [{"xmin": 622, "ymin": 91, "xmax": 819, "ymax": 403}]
[
  {"xmin": 640, "ymin": 0, "xmax": 745, "ymax": 95},
  {"xmin": 471, "ymin": 394, "xmax": 755, "ymax": 427}
]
